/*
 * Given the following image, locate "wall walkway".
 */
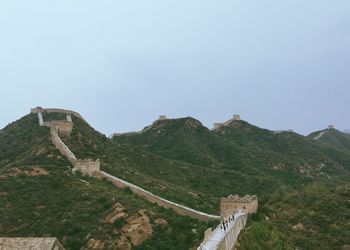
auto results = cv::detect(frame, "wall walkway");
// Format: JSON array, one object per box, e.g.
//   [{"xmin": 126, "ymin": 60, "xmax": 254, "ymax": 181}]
[
  {"xmin": 33, "ymin": 108, "xmax": 220, "ymax": 221},
  {"xmin": 198, "ymin": 211, "xmax": 248, "ymax": 250},
  {"xmin": 98, "ymin": 171, "xmax": 220, "ymax": 222},
  {"xmin": 31, "ymin": 107, "xmax": 88, "ymax": 124},
  {"xmin": 50, "ymin": 127, "xmax": 77, "ymax": 164}
]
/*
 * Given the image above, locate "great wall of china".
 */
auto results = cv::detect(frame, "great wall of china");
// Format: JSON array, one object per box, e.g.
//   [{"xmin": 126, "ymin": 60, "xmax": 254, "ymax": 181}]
[
  {"xmin": 31, "ymin": 107, "xmax": 257, "ymax": 250},
  {"xmin": 31, "ymin": 107, "xmax": 100, "ymax": 176}
]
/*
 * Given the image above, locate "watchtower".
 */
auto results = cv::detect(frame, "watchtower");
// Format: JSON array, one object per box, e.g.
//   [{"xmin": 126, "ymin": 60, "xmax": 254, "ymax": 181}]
[
  {"xmin": 232, "ymin": 114, "xmax": 241, "ymax": 121},
  {"xmin": 220, "ymin": 194, "xmax": 258, "ymax": 218}
]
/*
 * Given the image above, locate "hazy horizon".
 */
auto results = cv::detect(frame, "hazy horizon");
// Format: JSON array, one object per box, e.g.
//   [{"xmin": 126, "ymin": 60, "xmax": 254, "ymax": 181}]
[{"xmin": 1, "ymin": 1, "xmax": 349, "ymax": 135}]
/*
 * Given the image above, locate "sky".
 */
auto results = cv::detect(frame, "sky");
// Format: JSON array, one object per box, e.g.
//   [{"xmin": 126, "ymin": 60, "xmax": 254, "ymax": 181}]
[{"xmin": 0, "ymin": 0, "xmax": 349, "ymax": 136}]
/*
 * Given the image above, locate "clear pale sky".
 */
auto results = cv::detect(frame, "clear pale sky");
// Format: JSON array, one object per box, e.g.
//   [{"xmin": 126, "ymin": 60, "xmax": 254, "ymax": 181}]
[{"xmin": 1, "ymin": 1, "xmax": 349, "ymax": 135}]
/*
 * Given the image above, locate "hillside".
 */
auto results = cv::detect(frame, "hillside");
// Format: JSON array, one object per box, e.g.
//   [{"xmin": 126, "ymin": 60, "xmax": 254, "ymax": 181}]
[
  {"xmin": 0, "ymin": 114, "xmax": 211, "ymax": 250},
  {"xmin": 112, "ymin": 117, "xmax": 350, "ymax": 249},
  {"xmin": 309, "ymin": 128, "xmax": 350, "ymax": 153},
  {"xmin": 2, "ymin": 112, "xmax": 350, "ymax": 249},
  {"xmin": 113, "ymin": 117, "xmax": 350, "ymax": 189}
]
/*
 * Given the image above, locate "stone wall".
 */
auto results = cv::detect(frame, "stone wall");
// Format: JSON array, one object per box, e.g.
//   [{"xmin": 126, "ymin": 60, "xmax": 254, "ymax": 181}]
[
  {"xmin": 216, "ymin": 213, "xmax": 248, "ymax": 250},
  {"xmin": 31, "ymin": 107, "xmax": 87, "ymax": 124},
  {"xmin": 197, "ymin": 211, "xmax": 248, "ymax": 250},
  {"xmin": 220, "ymin": 195, "xmax": 258, "ymax": 218},
  {"xmin": 38, "ymin": 112, "xmax": 44, "ymax": 126},
  {"xmin": 111, "ymin": 115, "xmax": 169, "ymax": 138},
  {"xmin": 213, "ymin": 115, "xmax": 241, "ymax": 130},
  {"xmin": 98, "ymin": 171, "xmax": 221, "ymax": 222},
  {"xmin": 0, "ymin": 237, "xmax": 65, "ymax": 250},
  {"xmin": 74, "ymin": 160, "xmax": 100, "ymax": 177},
  {"xmin": 33, "ymin": 108, "xmax": 98, "ymax": 176},
  {"xmin": 50, "ymin": 127, "xmax": 77, "ymax": 164},
  {"xmin": 32, "ymin": 107, "xmax": 224, "ymax": 223},
  {"xmin": 109, "ymin": 131, "xmax": 140, "ymax": 139},
  {"xmin": 50, "ymin": 121, "xmax": 73, "ymax": 134}
]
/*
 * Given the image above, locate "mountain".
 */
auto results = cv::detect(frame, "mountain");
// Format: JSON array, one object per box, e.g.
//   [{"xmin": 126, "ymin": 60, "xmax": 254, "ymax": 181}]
[
  {"xmin": 309, "ymin": 127, "xmax": 350, "ymax": 152},
  {"xmin": 2, "ymin": 111, "xmax": 350, "ymax": 249},
  {"xmin": 112, "ymin": 117, "xmax": 350, "ymax": 249},
  {"xmin": 113, "ymin": 117, "xmax": 350, "ymax": 186},
  {"xmin": 0, "ymin": 113, "xmax": 210, "ymax": 250}
]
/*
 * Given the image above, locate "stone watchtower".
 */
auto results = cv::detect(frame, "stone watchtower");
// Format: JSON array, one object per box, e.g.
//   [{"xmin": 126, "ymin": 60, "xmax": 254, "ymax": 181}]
[
  {"xmin": 232, "ymin": 114, "xmax": 240, "ymax": 121},
  {"xmin": 50, "ymin": 121, "xmax": 73, "ymax": 135},
  {"xmin": 74, "ymin": 159, "xmax": 100, "ymax": 177},
  {"xmin": 213, "ymin": 114, "xmax": 241, "ymax": 130},
  {"xmin": 220, "ymin": 194, "xmax": 258, "ymax": 218}
]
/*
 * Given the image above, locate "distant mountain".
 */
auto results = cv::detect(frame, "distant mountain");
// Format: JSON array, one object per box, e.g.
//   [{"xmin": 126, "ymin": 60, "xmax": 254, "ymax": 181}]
[
  {"xmin": 112, "ymin": 117, "xmax": 350, "ymax": 248},
  {"xmin": 344, "ymin": 129, "xmax": 350, "ymax": 134},
  {"xmin": 114, "ymin": 118, "xmax": 350, "ymax": 181},
  {"xmin": 308, "ymin": 128, "xmax": 350, "ymax": 152}
]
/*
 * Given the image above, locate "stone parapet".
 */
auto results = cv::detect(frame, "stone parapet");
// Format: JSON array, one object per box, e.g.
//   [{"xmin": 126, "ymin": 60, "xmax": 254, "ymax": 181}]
[
  {"xmin": 0, "ymin": 237, "xmax": 65, "ymax": 250},
  {"xmin": 49, "ymin": 120, "xmax": 73, "ymax": 134},
  {"xmin": 197, "ymin": 211, "xmax": 248, "ymax": 250},
  {"xmin": 220, "ymin": 195, "xmax": 258, "ymax": 217},
  {"xmin": 98, "ymin": 171, "xmax": 220, "ymax": 222},
  {"xmin": 74, "ymin": 160, "xmax": 100, "ymax": 177},
  {"xmin": 217, "ymin": 212, "xmax": 247, "ymax": 250},
  {"xmin": 33, "ymin": 108, "xmax": 99, "ymax": 177},
  {"xmin": 31, "ymin": 107, "xmax": 87, "ymax": 124},
  {"xmin": 50, "ymin": 127, "xmax": 77, "ymax": 164},
  {"xmin": 213, "ymin": 115, "xmax": 241, "ymax": 130}
]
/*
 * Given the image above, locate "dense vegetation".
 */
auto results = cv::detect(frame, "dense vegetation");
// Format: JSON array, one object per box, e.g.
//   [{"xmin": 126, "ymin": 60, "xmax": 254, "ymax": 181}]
[
  {"xmin": 0, "ymin": 114, "xmax": 211, "ymax": 250},
  {"xmin": 1, "ymin": 112, "xmax": 350, "ymax": 249},
  {"xmin": 309, "ymin": 128, "xmax": 350, "ymax": 152},
  {"xmin": 111, "ymin": 117, "xmax": 350, "ymax": 249}
]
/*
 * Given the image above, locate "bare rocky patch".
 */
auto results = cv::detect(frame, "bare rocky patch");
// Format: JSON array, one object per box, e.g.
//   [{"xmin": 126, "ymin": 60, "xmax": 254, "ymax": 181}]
[
  {"xmin": 105, "ymin": 203, "xmax": 126, "ymax": 224},
  {"xmin": 114, "ymin": 235, "xmax": 131, "ymax": 250},
  {"xmin": 25, "ymin": 166, "xmax": 49, "ymax": 176},
  {"xmin": 155, "ymin": 218, "xmax": 168, "ymax": 226},
  {"xmin": 84, "ymin": 239, "xmax": 105, "ymax": 250},
  {"xmin": 7, "ymin": 166, "xmax": 49, "ymax": 177},
  {"xmin": 121, "ymin": 209, "xmax": 153, "ymax": 246}
]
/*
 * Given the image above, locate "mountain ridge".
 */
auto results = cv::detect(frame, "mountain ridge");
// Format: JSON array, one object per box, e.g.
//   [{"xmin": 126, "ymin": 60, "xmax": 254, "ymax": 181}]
[{"xmin": 1, "ymin": 110, "xmax": 350, "ymax": 249}]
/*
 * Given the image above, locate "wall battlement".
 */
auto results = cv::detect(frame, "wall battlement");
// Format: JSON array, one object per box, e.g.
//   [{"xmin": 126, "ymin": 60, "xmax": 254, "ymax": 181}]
[
  {"xmin": 33, "ymin": 107, "xmax": 98, "ymax": 176},
  {"xmin": 110, "ymin": 115, "xmax": 170, "ymax": 138},
  {"xmin": 220, "ymin": 194, "xmax": 258, "ymax": 218},
  {"xmin": 74, "ymin": 159, "xmax": 100, "ymax": 177},
  {"xmin": 49, "ymin": 120, "xmax": 73, "ymax": 134},
  {"xmin": 109, "ymin": 131, "xmax": 140, "ymax": 139},
  {"xmin": 50, "ymin": 127, "xmax": 77, "ymax": 164},
  {"xmin": 32, "ymin": 107, "xmax": 253, "ymax": 228},
  {"xmin": 98, "ymin": 171, "xmax": 220, "ymax": 222},
  {"xmin": 213, "ymin": 114, "xmax": 241, "ymax": 130},
  {"xmin": 31, "ymin": 106, "xmax": 87, "ymax": 124},
  {"xmin": 197, "ymin": 211, "xmax": 248, "ymax": 250}
]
